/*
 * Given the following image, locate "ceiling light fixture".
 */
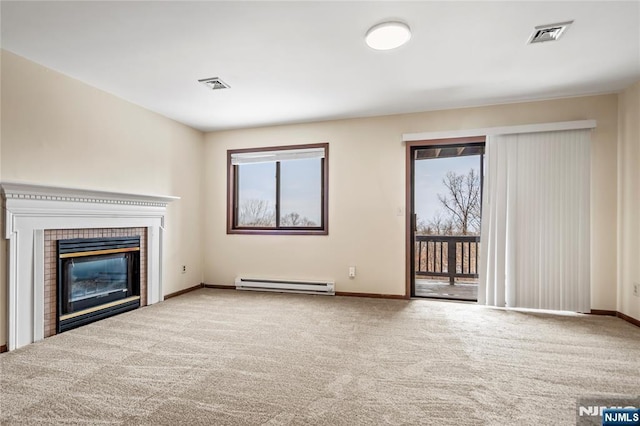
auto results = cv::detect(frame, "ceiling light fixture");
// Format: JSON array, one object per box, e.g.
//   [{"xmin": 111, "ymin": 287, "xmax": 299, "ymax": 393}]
[{"xmin": 365, "ymin": 21, "xmax": 411, "ymax": 51}]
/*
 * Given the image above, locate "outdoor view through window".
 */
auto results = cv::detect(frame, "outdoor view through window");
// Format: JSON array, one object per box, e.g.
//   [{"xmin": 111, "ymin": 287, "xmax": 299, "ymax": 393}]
[
  {"xmin": 413, "ymin": 144, "xmax": 484, "ymax": 301},
  {"xmin": 228, "ymin": 144, "xmax": 328, "ymax": 234},
  {"xmin": 237, "ymin": 158, "xmax": 321, "ymax": 227},
  {"xmin": 414, "ymin": 154, "xmax": 481, "ymax": 236}
]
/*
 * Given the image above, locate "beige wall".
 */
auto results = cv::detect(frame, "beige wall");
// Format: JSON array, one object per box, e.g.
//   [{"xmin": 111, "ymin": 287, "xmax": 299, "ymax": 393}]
[
  {"xmin": 204, "ymin": 94, "xmax": 619, "ymax": 311},
  {"xmin": 0, "ymin": 50, "xmax": 206, "ymax": 347},
  {"xmin": 618, "ymin": 80, "xmax": 640, "ymax": 321}
]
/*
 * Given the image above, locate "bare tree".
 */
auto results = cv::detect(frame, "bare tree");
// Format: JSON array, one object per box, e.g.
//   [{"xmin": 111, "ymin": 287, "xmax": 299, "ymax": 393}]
[
  {"xmin": 238, "ymin": 201, "xmax": 317, "ymax": 227},
  {"xmin": 238, "ymin": 199, "xmax": 275, "ymax": 226},
  {"xmin": 437, "ymin": 168, "xmax": 481, "ymax": 235},
  {"xmin": 280, "ymin": 212, "xmax": 317, "ymax": 227},
  {"xmin": 421, "ymin": 213, "xmax": 455, "ymax": 236}
]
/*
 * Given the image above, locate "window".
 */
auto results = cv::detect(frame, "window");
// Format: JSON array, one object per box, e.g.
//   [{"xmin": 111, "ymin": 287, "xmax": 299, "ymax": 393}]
[{"xmin": 227, "ymin": 143, "xmax": 329, "ymax": 235}]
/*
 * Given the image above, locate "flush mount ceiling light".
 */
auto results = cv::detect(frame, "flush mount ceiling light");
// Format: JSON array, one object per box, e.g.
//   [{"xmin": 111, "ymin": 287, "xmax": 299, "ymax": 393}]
[{"xmin": 365, "ymin": 21, "xmax": 411, "ymax": 50}]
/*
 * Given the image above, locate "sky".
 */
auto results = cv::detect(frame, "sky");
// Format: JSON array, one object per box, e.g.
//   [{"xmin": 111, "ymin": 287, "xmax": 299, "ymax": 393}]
[
  {"xmin": 238, "ymin": 158, "xmax": 321, "ymax": 224},
  {"xmin": 414, "ymin": 154, "xmax": 482, "ymax": 225}
]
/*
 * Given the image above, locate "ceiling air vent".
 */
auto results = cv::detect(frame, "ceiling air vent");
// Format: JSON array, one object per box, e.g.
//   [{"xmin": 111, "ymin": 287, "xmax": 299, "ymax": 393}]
[
  {"xmin": 528, "ymin": 21, "xmax": 573, "ymax": 44},
  {"xmin": 198, "ymin": 77, "xmax": 230, "ymax": 90}
]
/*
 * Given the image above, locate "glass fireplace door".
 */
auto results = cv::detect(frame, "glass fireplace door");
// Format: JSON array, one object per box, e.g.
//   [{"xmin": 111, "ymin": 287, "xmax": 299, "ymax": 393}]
[
  {"xmin": 61, "ymin": 253, "xmax": 134, "ymax": 314},
  {"xmin": 57, "ymin": 236, "xmax": 141, "ymax": 333}
]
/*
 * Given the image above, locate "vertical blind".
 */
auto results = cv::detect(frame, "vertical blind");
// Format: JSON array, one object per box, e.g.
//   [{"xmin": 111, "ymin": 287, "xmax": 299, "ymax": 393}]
[{"xmin": 479, "ymin": 129, "xmax": 591, "ymax": 312}]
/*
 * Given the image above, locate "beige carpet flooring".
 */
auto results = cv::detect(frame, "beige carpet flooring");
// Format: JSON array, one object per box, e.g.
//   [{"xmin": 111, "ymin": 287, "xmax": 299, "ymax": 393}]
[{"xmin": 1, "ymin": 288, "xmax": 639, "ymax": 425}]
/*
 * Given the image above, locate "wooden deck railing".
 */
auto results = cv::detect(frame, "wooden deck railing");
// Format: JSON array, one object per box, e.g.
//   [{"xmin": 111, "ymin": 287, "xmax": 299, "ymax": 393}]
[{"xmin": 415, "ymin": 235, "xmax": 480, "ymax": 284}]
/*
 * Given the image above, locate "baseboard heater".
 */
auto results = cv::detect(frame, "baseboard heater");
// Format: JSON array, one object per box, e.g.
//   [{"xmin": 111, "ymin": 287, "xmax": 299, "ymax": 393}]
[{"xmin": 235, "ymin": 277, "xmax": 335, "ymax": 295}]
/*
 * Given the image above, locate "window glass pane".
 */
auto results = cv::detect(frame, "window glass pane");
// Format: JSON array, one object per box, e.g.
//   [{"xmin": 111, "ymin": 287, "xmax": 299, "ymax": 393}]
[
  {"xmin": 237, "ymin": 162, "xmax": 276, "ymax": 227},
  {"xmin": 414, "ymin": 153, "xmax": 482, "ymax": 236},
  {"xmin": 280, "ymin": 158, "xmax": 322, "ymax": 227}
]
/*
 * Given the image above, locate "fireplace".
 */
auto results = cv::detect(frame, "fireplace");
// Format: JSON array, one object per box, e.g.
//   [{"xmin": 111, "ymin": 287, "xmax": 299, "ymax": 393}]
[
  {"xmin": 57, "ymin": 236, "xmax": 141, "ymax": 333},
  {"xmin": 2, "ymin": 182, "xmax": 176, "ymax": 351}
]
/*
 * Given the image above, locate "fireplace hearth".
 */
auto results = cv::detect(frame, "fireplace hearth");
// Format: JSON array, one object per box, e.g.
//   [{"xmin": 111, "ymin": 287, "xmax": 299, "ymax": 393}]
[{"xmin": 57, "ymin": 236, "xmax": 141, "ymax": 332}]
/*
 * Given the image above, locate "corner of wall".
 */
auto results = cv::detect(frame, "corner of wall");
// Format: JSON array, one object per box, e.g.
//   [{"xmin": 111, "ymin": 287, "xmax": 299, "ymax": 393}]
[{"xmin": 616, "ymin": 80, "xmax": 640, "ymax": 322}]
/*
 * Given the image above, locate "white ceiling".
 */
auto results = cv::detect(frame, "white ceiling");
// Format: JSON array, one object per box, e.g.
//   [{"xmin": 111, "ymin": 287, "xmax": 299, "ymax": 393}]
[{"xmin": 2, "ymin": 1, "xmax": 639, "ymax": 132}]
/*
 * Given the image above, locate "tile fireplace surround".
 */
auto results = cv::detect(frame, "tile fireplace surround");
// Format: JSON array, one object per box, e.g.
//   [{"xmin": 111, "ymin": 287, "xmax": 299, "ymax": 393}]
[{"xmin": 1, "ymin": 182, "xmax": 178, "ymax": 351}]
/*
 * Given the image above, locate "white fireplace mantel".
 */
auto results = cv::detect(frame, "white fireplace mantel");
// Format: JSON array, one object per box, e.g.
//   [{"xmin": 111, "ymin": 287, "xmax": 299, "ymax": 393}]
[{"xmin": 2, "ymin": 182, "xmax": 179, "ymax": 351}]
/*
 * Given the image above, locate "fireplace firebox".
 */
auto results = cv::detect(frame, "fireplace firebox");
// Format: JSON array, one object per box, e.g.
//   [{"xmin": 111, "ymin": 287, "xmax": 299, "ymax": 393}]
[{"xmin": 57, "ymin": 236, "xmax": 141, "ymax": 333}]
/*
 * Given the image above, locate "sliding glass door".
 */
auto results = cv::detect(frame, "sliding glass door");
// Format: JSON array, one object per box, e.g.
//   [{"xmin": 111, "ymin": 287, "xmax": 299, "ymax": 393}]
[{"xmin": 409, "ymin": 140, "xmax": 485, "ymax": 301}]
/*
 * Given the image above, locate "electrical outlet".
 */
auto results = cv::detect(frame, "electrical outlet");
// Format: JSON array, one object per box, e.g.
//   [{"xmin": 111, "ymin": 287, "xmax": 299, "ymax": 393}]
[
  {"xmin": 634, "ymin": 282, "xmax": 639, "ymax": 297},
  {"xmin": 181, "ymin": 265, "xmax": 187, "ymax": 274},
  {"xmin": 348, "ymin": 266, "xmax": 356, "ymax": 278}
]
